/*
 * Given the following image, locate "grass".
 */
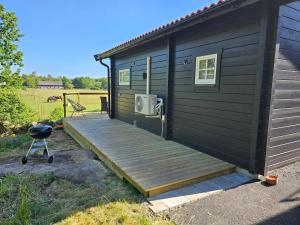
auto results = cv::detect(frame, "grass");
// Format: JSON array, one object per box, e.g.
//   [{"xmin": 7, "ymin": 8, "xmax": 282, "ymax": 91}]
[
  {"xmin": 0, "ymin": 133, "xmax": 31, "ymax": 157},
  {"xmin": 0, "ymin": 132, "xmax": 174, "ymax": 225},
  {"xmin": 0, "ymin": 174, "xmax": 173, "ymax": 225},
  {"xmin": 18, "ymin": 88, "xmax": 107, "ymax": 120}
]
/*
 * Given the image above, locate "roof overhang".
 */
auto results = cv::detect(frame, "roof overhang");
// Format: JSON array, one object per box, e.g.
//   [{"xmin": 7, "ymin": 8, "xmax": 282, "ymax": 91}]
[{"xmin": 94, "ymin": 0, "xmax": 262, "ymax": 61}]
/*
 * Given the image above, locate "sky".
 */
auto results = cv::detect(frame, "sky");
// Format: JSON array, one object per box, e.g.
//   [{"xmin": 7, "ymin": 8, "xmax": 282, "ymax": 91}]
[{"xmin": 2, "ymin": 0, "xmax": 216, "ymax": 78}]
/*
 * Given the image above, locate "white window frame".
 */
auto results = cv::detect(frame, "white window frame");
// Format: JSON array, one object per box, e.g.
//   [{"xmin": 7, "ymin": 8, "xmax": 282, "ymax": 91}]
[
  {"xmin": 119, "ymin": 68, "xmax": 130, "ymax": 85},
  {"xmin": 195, "ymin": 53, "xmax": 218, "ymax": 85}
]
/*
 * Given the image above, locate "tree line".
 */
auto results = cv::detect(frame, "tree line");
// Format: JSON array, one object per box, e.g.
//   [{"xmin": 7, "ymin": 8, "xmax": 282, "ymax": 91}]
[
  {"xmin": 22, "ymin": 71, "xmax": 108, "ymax": 90},
  {"xmin": 1, "ymin": 3, "xmax": 109, "ymax": 134}
]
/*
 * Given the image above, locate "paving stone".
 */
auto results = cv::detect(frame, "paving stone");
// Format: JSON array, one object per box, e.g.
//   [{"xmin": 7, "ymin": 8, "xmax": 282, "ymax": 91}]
[
  {"xmin": 159, "ymin": 191, "xmax": 190, "ymax": 208},
  {"xmin": 148, "ymin": 202, "xmax": 169, "ymax": 213},
  {"xmin": 176, "ymin": 184, "xmax": 209, "ymax": 201},
  {"xmin": 209, "ymin": 175, "xmax": 241, "ymax": 190},
  {"xmin": 147, "ymin": 172, "xmax": 252, "ymax": 213},
  {"xmin": 193, "ymin": 180, "xmax": 223, "ymax": 195}
]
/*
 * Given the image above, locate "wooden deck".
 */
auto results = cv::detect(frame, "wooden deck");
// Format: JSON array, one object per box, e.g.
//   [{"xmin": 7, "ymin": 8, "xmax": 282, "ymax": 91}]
[{"xmin": 63, "ymin": 116, "xmax": 235, "ymax": 197}]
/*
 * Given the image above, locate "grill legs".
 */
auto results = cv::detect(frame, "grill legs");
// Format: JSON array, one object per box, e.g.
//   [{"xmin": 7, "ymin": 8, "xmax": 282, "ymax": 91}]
[{"xmin": 22, "ymin": 139, "xmax": 54, "ymax": 164}]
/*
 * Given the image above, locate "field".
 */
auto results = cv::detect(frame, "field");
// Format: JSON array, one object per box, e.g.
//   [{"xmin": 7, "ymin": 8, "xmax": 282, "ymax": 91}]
[{"xmin": 18, "ymin": 88, "xmax": 107, "ymax": 120}]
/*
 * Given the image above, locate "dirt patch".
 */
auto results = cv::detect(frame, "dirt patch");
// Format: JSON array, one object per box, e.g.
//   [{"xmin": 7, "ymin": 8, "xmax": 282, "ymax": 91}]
[
  {"xmin": 0, "ymin": 129, "xmax": 174, "ymax": 225},
  {"xmin": 0, "ymin": 130, "xmax": 109, "ymax": 187},
  {"xmin": 169, "ymin": 162, "xmax": 300, "ymax": 225}
]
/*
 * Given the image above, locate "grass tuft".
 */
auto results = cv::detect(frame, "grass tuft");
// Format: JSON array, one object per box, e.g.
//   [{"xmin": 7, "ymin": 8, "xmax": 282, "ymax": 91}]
[
  {"xmin": 56, "ymin": 202, "xmax": 172, "ymax": 225},
  {"xmin": 0, "ymin": 174, "xmax": 174, "ymax": 225},
  {"xmin": 9, "ymin": 184, "xmax": 31, "ymax": 225},
  {"xmin": 0, "ymin": 133, "xmax": 31, "ymax": 157}
]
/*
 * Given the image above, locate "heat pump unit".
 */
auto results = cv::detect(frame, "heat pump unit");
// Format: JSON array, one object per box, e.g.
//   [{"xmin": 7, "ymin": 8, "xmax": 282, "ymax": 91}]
[{"xmin": 135, "ymin": 94, "xmax": 157, "ymax": 115}]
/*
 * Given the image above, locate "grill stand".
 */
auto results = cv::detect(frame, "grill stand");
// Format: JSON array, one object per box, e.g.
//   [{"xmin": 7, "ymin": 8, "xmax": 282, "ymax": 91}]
[{"xmin": 22, "ymin": 139, "xmax": 54, "ymax": 164}]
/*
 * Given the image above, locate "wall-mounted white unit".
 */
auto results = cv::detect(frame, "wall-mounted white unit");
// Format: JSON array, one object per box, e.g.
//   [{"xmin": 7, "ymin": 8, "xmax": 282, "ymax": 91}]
[{"xmin": 135, "ymin": 94, "xmax": 157, "ymax": 115}]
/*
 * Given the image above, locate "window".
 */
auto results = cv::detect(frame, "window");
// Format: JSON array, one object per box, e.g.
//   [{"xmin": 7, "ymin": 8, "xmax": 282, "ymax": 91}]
[
  {"xmin": 119, "ymin": 69, "xmax": 130, "ymax": 85},
  {"xmin": 195, "ymin": 54, "xmax": 218, "ymax": 85}
]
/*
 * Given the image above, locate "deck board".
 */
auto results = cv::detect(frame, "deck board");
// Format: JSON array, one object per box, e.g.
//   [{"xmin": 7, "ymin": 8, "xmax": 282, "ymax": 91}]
[{"xmin": 63, "ymin": 116, "xmax": 235, "ymax": 196}]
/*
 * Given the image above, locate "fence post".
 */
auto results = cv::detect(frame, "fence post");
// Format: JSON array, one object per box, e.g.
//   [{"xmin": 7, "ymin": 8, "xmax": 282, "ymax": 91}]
[
  {"xmin": 63, "ymin": 93, "xmax": 67, "ymax": 118},
  {"xmin": 77, "ymin": 93, "xmax": 80, "ymax": 104}
]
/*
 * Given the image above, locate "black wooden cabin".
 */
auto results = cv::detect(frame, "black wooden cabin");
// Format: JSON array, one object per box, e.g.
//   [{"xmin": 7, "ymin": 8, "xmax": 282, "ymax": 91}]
[{"xmin": 95, "ymin": 0, "xmax": 300, "ymax": 175}]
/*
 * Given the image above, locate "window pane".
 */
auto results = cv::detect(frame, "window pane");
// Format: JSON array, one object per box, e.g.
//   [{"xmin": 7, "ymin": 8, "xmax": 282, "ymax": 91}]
[
  {"xmin": 199, "ymin": 60, "xmax": 206, "ymax": 70},
  {"xmin": 124, "ymin": 72, "xmax": 129, "ymax": 82},
  {"xmin": 195, "ymin": 54, "xmax": 217, "ymax": 84},
  {"xmin": 119, "ymin": 70, "xmax": 130, "ymax": 84},
  {"xmin": 207, "ymin": 69, "xmax": 215, "ymax": 79},
  {"xmin": 199, "ymin": 70, "xmax": 206, "ymax": 79},
  {"xmin": 207, "ymin": 58, "xmax": 216, "ymax": 69}
]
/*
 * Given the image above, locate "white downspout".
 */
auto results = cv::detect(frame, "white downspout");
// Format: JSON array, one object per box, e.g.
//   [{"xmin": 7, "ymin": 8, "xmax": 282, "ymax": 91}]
[{"xmin": 146, "ymin": 56, "xmax": 151, "ymax": 95}]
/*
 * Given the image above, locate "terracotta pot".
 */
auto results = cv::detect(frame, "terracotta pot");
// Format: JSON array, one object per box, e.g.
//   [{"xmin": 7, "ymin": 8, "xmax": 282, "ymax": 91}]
[{"xmin": 265, "ymin": 175, "xmax": 279, "ymax": 185}]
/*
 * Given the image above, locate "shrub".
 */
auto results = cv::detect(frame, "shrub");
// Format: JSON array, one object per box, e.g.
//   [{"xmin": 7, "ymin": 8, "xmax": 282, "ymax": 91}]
[
  {"xmin": 0, "ymin": 88, "xmax": 33, "ymax": 134},
  {"xmin": 49, "ymin": 106, "xmax": 63, "ymax": 121}
]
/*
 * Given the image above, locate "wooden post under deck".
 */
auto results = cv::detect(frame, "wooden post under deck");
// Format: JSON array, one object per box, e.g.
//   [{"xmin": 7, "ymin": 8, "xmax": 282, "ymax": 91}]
[{"xmin": 63, "ymin": 93, "xmax": 67, "ymax": 118}]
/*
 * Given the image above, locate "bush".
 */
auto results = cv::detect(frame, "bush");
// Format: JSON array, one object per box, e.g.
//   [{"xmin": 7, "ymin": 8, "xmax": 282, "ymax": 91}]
[
  {"xmin": 0, "ymin": 88, "xmax": 33, "ymax": 134},
  {"xmin": 49, "ymin": 106, "xmax": 63, "ymax": 121}
]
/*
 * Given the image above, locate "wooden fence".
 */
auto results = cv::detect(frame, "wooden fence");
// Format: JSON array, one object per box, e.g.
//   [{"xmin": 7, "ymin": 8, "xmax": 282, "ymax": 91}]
[{"xmin": 63, "ymin": 92, "xmax": 108, "ymax": 117}]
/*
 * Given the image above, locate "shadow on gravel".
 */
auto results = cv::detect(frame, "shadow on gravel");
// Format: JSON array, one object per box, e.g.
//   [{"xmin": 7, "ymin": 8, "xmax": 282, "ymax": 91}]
[
  {"xmin": 256, "ymin": 205, "xmax": 300, "ymax": 225},
  {"xmin": 280, "ymin": 189, "xmax": 300, "ymax": 203}
]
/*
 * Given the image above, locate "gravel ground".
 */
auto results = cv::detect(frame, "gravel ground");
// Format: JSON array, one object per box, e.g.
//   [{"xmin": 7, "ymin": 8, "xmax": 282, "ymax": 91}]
[{"xmin": 169, "ymin": 162, "xmax": 300, "ymax": 225}]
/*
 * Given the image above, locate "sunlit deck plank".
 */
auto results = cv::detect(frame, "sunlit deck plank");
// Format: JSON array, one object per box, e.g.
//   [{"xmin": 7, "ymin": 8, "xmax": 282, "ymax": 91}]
[{"xmin": 64, "ymin": 115, "xmax": 235, "ymax": 197}]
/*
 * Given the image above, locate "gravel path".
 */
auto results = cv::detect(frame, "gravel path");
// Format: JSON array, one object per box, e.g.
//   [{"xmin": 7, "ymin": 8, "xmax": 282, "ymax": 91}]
[{"xmin": 169, "ymin": 162, "xmax": 300, "ymax": 225}]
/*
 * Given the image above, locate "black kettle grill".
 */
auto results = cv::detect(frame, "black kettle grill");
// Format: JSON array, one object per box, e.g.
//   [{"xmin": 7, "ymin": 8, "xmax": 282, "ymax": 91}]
[{"xmin": 22, "ymin": 125, "xmax": 54, "ymax": 164}]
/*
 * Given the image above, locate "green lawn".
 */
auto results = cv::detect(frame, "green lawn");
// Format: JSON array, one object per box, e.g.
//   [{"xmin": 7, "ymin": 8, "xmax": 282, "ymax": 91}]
[
  {"xmin": 18, "ymin": 88, "xmax": 107, "ymax": 120},
  {"xmin": 0, "ymin": 134, "xmax": 174, "ymax": 225},
  {"xmin": 0, "ymin": 173, "xmax": 173, "ymax": 225},
  {"xmin": 0, "ymin": 133, "xmax": 31, "ymax": 157}
]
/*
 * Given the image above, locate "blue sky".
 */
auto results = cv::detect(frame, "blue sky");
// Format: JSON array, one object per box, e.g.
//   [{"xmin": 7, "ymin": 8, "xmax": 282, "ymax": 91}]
[{"xmin": 2, "ymin": 0, "xmax": 216, "ymax": 78}]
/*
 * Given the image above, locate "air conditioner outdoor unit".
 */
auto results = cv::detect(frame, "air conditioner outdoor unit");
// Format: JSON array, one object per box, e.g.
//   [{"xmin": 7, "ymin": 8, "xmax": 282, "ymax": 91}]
[{"xmin": 135, "ymin": 94, "xmax": 157, "ymax": 115}]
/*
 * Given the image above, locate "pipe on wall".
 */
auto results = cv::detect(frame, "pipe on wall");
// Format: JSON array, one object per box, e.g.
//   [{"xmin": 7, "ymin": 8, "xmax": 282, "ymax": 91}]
[
  {"xmin": 146, "ymin": 56, "xmax": 151, "ymax": 95},
  {"xmin": 99, "ymin": 58, "xmax": 112, "ymax": 118}
]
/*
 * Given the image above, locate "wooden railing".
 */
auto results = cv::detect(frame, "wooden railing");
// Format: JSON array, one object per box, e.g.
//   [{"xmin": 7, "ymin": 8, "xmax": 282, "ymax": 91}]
[{"xmin": 63, "ymin": 92, "xmax": 108, "ymax": 117}]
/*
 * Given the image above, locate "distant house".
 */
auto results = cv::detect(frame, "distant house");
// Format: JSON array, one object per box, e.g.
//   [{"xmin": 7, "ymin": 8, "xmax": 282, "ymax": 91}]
[{"xmin": 38, "ymin": 81, "xmax": 63, "ymax": 89}]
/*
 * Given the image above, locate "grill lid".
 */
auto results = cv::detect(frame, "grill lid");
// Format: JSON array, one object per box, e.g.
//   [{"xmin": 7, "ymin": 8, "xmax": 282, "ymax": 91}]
[{"xmin": 29, "ymin": 125, "xmax": 53, "ymax": 139}]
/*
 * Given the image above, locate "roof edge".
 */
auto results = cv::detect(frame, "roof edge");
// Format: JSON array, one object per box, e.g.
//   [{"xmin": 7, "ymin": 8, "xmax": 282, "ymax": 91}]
[{"xmin": 94, "ymin": 0, "xmax": 259, "ymax": 61}]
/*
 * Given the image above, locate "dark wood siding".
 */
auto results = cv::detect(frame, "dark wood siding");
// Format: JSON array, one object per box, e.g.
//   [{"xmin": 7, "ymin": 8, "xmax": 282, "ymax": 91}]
[
  {"xmin": 171, "ymin": 4, "xmax": 262, "ymax": 169},
  {"xmin": 266, "ymin": 1, "xmax": 300, "ymax": 171},
  {"xmin": 110, "ymin": 1, "xmax": 300, "ymax": 173},
  {"xmin": 114, "ymin": 40, "xmax": 168, "ymax": 135},
  {"xmin": 254, "ymin": 1, "xmax": 280, "ymax": 175}
]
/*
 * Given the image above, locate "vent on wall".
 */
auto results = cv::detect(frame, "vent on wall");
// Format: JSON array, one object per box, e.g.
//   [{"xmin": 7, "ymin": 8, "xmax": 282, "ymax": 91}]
[{"xmin": 135, "ymin": 94, "xmax": 157, "ymax": 115}]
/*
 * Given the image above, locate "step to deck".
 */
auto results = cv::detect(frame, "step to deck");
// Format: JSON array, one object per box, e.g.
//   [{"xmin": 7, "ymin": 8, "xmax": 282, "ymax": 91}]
[
  {"xmin": 148, "ymin": 172, "xmax": 252, "ymax": 213},
  {"xmin": 63, "ymin": 116, "xmax": 235, "ymax": 197}
]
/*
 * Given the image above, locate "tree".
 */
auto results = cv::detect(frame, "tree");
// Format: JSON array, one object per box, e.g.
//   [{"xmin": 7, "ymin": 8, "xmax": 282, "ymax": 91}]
[
  {"xmin": 98, "ymin": 77, "xmax": 108, "ymax": 90},
  {"xmin": 0, "ymin": 5, "xmax": 32, "ymax": 134},
  {"xmin": 22, "ymin": 71, "xmax": 39, "ymax": 88},
  {"xmin": 49, "ymin": 106, "xmax": 63, "ymax": 121},
  {"xmin": 20, "ymin": 72, "xmax": 107, "ymax": 90},
  {"xmin": 72, "ymin": 77, "xmax": 95, "ymax": 89},
  {"xmin": 62, "ymin": 76, "xmax": 73, "ymax": 89},
  {"xmin": 0, "ymin": 4, "xmax": 23, "ymax": 88},
  {"xmin": 0, "ymin": 88, "xmax": 33, "ymax": 134}
]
